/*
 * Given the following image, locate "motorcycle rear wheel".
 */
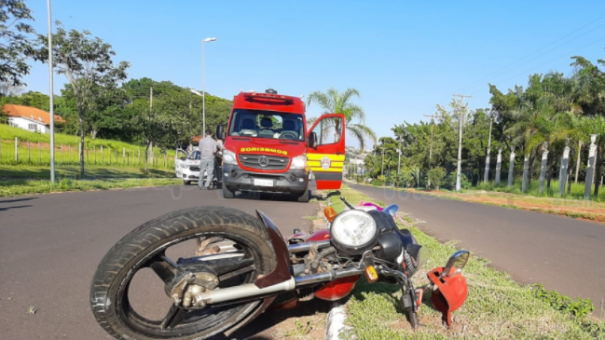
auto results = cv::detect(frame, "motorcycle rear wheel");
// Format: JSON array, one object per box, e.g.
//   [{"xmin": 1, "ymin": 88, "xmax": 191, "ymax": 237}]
[{"xmin": 90, "ymin": 206, "xmax": 277, "ymax": 340}]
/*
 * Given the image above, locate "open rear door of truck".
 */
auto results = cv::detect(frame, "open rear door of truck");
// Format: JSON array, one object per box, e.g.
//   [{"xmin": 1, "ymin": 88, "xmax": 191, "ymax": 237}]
[{"xmin": 306, "ymin": 113, "xmax": 346, "ymax": 190}]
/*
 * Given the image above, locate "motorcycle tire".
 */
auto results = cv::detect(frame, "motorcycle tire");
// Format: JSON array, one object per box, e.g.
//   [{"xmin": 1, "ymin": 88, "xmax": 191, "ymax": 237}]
[{"xmin": 90, "ymin": 206, "xmax": 277, "ymax": 340}]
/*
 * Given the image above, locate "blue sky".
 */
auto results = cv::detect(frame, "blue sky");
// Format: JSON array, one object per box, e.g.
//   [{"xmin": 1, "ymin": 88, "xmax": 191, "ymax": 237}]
[{"xmin": 21, "ymin": 0, "xmax": 605, "ymax": 148}]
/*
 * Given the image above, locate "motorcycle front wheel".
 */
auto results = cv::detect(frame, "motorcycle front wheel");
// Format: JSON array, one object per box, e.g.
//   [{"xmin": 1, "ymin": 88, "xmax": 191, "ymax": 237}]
[{"xmin": 90, "ymin": 206, "xmax": 277, "ymax": 340}]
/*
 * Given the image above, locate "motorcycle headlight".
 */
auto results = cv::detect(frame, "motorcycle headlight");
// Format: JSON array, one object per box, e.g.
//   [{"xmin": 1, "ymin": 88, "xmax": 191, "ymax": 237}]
[
  {"xmin": 290, "ymin": 155, "xmax": 307, "ymax": 170},
  {"xmin": 223, "ymin": 149, "xmax": 237, "ymax": 165},
  {"xmin": 330, "ymin": 210, "xmax": 379, "ymax": 255}
]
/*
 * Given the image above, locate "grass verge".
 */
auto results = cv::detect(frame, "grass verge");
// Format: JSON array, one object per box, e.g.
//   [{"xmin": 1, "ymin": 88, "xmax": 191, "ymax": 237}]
[
  {"xmin": 346, "ymin": 180, "xmax": 605, "ymax": 223},
  {"xmin": 0, "ymin": 178, "xmax": 182, "ymax": 197},
  {"xmin": 0, "ymin": 164, "xmax": 174, "ymax": 179},
  {"xmin": 321, "ymin": 185, "xmax": 605, "ymax": 339},
  {"xmin": 403, "ymin": 187, "xmax": 605, "ymax": 223}
]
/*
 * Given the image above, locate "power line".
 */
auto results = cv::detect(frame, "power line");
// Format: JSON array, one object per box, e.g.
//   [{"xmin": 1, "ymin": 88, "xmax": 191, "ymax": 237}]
[
  {"xmin": 477, "ymin": 35, "xmax": 605, "ymax": 92},
  {"xmin": 462, "ymin": 14, "xmax": 605, "ymax": 91}
]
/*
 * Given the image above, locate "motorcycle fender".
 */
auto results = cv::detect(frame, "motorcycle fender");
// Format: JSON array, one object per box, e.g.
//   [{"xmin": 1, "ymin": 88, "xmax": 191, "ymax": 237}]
[
  {"xmin": 427, "ymin": 266, "xmax": 468, "ymax": 327},
  {"xmin": 254, "ymin": 210, "xmax": 293, "ymax": 289}
]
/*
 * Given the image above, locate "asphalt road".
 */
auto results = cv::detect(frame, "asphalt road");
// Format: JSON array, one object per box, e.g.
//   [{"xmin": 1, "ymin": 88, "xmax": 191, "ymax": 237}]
[
  {"xmin": 348, "ymin": 183, "xmax": 605, "ymax": 315},
  {"xmin": 0, "ymin": 185, "xmax": 322, "ymax": 340}
]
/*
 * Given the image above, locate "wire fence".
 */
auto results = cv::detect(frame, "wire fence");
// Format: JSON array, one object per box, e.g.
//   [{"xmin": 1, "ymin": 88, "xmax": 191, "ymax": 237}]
[{"xmin": 0, "ymin": 137, "xmax": 175, "ymax": 169}]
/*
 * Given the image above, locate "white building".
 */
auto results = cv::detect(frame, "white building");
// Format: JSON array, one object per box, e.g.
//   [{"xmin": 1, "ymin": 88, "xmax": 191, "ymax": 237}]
[{"xmin": 4, "ymin": 104, "xmax": 65, "ymax": 133}]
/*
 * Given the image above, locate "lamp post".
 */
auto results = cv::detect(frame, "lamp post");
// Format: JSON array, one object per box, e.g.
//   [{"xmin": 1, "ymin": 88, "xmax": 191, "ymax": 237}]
[
  {"xmin": 202, "ymin": 37, "xmax": 217, "ymax": 136},
  {"xmin": 190, "ymin": 89, "xmax": 203, "ymax": 137},
  {"xmin": 47, "ymin": 0, "xmax": 55, "ymax": 183}
]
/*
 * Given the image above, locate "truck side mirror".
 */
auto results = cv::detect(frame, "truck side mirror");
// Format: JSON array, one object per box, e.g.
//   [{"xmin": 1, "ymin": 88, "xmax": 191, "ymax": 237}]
[
  {"xmin": 308, "ymin": 132, "xmax": 318, "ymax": 148},
  {"xmin": 216, "ymin": 124, "xmax": 226, "ymax": 140}
]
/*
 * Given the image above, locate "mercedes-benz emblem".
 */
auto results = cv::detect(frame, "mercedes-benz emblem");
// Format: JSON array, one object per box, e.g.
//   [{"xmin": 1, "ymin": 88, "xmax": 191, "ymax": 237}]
[{"xmin": 258, "ymin": 156, "xmax": 269, "ymax": 167}]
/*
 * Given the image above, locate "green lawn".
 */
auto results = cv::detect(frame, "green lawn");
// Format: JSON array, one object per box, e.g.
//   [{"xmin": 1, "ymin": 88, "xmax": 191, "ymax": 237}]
[
  {"xmin": 0, "ymin": 164, "xmax": 174, "ymax": 179},
  {"xmin": 324, "ymin": 185, "xmax": 605, "ymax": 339},
  {"xmin": 0, "ymin": 124, "xmax": 178, "ymax": 168},
  {"xmin": 474, "ymin": 179, "xmax": 605, "ymax": 202},
  {"xmin": 0, "ymin": 177, "xmax": 182, "ymax": 197}
]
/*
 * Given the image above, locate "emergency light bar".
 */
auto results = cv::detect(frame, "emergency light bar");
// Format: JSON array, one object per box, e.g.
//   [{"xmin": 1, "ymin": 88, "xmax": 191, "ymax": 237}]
[{"xmin": 243, "ymin": 92, "xmax": 294, "ymax": 105}]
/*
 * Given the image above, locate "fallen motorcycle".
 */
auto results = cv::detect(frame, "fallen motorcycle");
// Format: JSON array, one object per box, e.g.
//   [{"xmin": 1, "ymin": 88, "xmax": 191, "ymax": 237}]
[{"xmin": 90, "ymin": 197, "xmax": 470, "ymax": 339}]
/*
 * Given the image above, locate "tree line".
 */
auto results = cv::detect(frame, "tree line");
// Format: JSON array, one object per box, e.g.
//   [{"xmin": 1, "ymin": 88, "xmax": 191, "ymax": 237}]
[
  {"xmin": 363, "ymin": 51, "xmax": 605, "ymax": 198},
  {"xmin": 0, "ymin": 0, "xmax": 232, "ymax": 176}
]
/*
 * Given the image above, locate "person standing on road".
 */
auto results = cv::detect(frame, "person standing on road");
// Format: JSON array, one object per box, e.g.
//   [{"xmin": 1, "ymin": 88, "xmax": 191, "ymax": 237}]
[{"xmin": 198, "ymin": 132, "xmax": 222, "ymax": 190}]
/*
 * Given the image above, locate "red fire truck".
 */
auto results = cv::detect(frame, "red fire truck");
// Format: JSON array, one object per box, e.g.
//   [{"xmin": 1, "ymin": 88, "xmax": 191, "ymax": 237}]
[{"xmin": 215, "ymin": 89, "xmax": 345, "ymax": 202}]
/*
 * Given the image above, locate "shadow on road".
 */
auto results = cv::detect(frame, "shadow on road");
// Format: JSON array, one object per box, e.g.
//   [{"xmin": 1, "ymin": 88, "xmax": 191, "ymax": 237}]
[
  {"xmin": 0, "ymin": 197, "xmax": 38, "ymax": 204},
  {"xmin": 224, "ymin": 299, "xmax": 331, "ymax": 340}
]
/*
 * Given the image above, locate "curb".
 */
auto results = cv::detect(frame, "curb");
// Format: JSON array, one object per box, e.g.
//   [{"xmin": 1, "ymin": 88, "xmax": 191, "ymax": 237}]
[{"xmin": 324, "ymin": 302, "xmax": 351, "ymax": 340}]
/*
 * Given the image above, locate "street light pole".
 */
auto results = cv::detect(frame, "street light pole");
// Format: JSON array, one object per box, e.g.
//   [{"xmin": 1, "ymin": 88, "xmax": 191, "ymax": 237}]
[
  {"xmin": 484, "ymin": 108, "xmax": 493, "ymax": 183},
  {"xmin": 47, "ymin": 0, "xmax": 55, "ymax": 184},
  {"xmin": 453, "ymin": 93, "xmax": 472, "ymax": 191},
  {"xmin": 202, "ymin": 37, "xmax": 217, "ymax": 137}
]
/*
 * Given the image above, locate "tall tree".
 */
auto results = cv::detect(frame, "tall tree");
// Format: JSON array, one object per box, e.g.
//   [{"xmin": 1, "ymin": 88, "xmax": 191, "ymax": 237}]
[
  {"xmin": 307, "ymin": 88, "xmax": 377, "ymax": 150},
  {"xmin": 0, "ymin": 0, "xmax": 34, "ymax": 87},
  {"xmin": 33, "ymin": 23, "xmax": 129, "ymax": 177}
]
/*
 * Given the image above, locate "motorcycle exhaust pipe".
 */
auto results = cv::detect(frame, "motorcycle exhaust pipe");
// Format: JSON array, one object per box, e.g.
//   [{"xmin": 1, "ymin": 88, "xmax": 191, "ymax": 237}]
[{"xmin": 195, "ymin": 267, "xmax": 363, "ymax": 305}]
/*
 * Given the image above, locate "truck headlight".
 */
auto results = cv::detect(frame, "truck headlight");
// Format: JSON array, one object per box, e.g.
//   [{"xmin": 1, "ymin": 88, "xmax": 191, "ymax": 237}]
[
  {"xmin": 290, "ymin": 155, "xmax": 307, "ymax": 169},
  {"xmin": 223, "ymin": 149, "xmax": 237, "ymax": 165}
]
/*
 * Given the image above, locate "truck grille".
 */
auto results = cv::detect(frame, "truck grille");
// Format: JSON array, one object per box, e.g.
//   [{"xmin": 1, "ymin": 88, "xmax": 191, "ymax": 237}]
[{"xmin": 238, "ymin": 154, "xmax": 289, "ymax": 170}]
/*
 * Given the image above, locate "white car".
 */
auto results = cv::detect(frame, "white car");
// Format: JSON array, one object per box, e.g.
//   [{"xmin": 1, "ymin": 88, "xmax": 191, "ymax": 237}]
[{"xmin": 175, "ymin": 149, "xmax": 221, "ymax": 186}]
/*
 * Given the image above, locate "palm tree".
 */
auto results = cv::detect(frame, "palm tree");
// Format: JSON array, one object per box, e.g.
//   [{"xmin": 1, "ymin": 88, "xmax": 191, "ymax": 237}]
[{"xmin": 307, "ymin": 88, "xmax": 377, "ymax": 150}]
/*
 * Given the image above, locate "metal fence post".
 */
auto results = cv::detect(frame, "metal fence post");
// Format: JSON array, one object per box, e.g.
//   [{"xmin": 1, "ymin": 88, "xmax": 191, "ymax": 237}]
[
  {"xmin": 94, "ymin": 145, "xmax": 96, "ymax": 165},
  {"xmin": 109, "ymin": 147, "xmax": 112, "ymax": 164},
  {"xmin": 38, "ymin": 141, "xmax": 41, "ymax": 164},
  {"xmin": 15, "ymin": 137, "xmax": 18, "ymax": 162},
  {"xmin": 28, "ymin": 140, "xmax": 30, "ymax": 163},
  {"xmin": 138, "ymin": 149, "xmax": 140, "ymax": 165},
  {"xmin": 68, "ymin": 143, "xmax": 71, "ymax": 164},
  {"xmin": 101, "ymin": 145, "xmax": 104, "ymax": 164},
  {"xmin": 0, "ymin": 137, "xmax": 2, "ymax": 163},
  {"xmin": 61, "ymin": 143, "xmax": 63, "ymax": 164},
  {"xmin": 123, "ymin": 147, "xmax": 125, "ymax": 164}
]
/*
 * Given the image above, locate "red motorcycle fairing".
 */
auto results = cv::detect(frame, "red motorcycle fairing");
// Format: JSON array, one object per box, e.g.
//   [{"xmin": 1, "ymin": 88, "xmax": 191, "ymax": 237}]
[
  {"xmin": 255, "ymin": 210, "xmax": 293, "ymax": 288},
  {"xmin": 306, "ymin": 229, "xmax": 331, "ymax": 242},
  {"xmin": 427, "ymin": 266, "xmax": 468, "ymax": 327}
]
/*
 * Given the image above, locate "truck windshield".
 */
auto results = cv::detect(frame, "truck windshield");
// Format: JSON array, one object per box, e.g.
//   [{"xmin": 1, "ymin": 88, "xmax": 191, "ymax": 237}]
[{"xmin": 228, "ymin": 109, "xmax": 305, "ymax": 141}]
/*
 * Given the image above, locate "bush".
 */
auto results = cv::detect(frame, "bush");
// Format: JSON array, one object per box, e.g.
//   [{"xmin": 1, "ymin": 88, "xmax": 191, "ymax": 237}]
[
  {"xmin": 372, "ymin": 179, "xmax": 384, "ymax": 187},
  {"xmin": 442, "ymin": 172, "xmax": 472, "ymax": 190},
  {"xmin": 427, "ymin": 167, "xmax": 446, "ymax": 190}
]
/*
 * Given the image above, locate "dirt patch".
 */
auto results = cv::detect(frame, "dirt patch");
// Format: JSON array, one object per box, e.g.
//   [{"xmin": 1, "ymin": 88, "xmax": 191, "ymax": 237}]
[{"xmin": 406, "ymin": 189, "xmax": 605, "ymax": 224}]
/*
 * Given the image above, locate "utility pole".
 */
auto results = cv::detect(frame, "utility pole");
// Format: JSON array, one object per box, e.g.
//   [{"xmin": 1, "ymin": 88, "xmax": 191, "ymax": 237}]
[
  {"xmin": 47, "ymin": 0, "xmax": 55, "ymax": 184},
  {"xmin": 453, "ymin": 93, "xmax": 472, "ymax": 191},
  {"xmin": 484, "ymin": 108, "xmax": 494, "ymax": 183},
  {"xmin": 423, "ymin": 114, "xmax": 438, "ymax": 167},
  {"xmin": 381, "ymin": 147, "xmax": 385, "ymax": 176}
]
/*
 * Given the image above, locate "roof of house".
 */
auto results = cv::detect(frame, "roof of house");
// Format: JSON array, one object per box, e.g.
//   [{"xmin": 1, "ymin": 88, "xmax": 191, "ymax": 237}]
[{"xmin": 3, "ymin": 104, "xmax": 66, "ymax": 125}]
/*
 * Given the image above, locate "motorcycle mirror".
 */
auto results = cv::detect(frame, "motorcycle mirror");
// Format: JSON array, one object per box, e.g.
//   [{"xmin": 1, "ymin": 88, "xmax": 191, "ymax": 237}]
[
  {"xmin": 384, "ymin": 204, "xmax": 399, "ymax": 216},
  {"xmin": 442, "ymin": 250, "xmax": 470, "ymax": 278}
]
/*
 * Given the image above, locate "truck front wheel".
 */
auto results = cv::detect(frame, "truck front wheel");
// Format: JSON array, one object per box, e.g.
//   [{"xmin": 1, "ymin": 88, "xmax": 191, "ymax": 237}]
[{"xmin": 223, "ymin": 185, "xmax": 235, "ymax": 199}]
